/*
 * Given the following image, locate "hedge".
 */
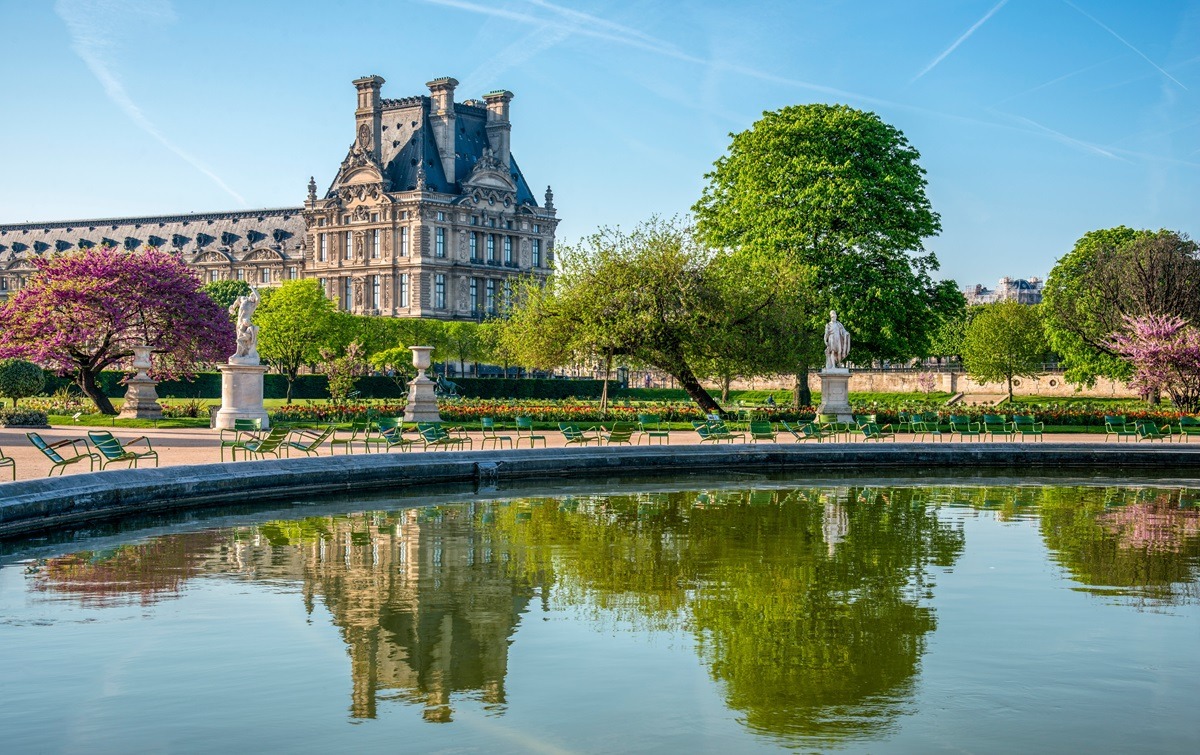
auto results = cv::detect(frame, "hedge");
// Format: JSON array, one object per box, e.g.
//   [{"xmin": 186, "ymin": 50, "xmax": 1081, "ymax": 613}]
[{"xmin": 40, "ymin": 372, "xmax": 604, "ymax": 401}]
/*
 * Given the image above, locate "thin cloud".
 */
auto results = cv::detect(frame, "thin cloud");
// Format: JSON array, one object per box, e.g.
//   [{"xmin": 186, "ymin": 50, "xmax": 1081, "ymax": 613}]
[
  {"xmin": 1062, "ymin": 0, "xmax": 1187, "ymax": 90},
  {"xmin": 999, "ymin": 111, "xmax": 1127, "ymax": 161},
  {"xmin": 990, "ymin": 55, "xmax": 1124, "ymax": 106},
  {"xmin": 912, "ymin": 0, "xmax": 1009, "ymax": 84},
  {"xmin": 54, "ymin": 0, "xmax": 247, "ymax": 206}
]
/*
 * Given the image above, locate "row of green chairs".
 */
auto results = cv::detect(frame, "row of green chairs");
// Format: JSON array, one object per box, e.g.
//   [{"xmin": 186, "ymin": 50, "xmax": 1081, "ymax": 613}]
[
  {"xmin": 24, "ymin": 430, "xmax": 158, "ymax": 477},
  {"xmin": 1105, "ymin": 415, "xmax": 1200, "ymax": 443}
]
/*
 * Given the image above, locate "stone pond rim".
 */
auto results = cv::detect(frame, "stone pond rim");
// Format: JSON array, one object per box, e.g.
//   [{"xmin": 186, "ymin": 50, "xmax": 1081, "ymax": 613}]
[{"xmin": 2, "ymin": 443, "xmax": 1199, "ymax": 538}]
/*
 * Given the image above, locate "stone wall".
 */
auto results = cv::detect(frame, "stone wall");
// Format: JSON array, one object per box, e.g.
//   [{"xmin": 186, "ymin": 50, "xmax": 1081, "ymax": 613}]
[{"xmin": 724, "ymin": 371, "xmax": 1138, "ymax": 398}]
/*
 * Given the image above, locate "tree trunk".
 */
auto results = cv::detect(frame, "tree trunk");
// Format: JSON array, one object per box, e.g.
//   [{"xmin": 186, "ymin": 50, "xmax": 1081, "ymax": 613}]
[
  {"xmin": 794, "ymin": 366, "xmax": 812, "ymax": 409},
  {"xmin": 721, "ymin": 375, "xmax": 731, "ymax": 404},
  {"xmin": 673, "ymin": 364, "xmax": 722, "ymax": 415},
  {"xmin": 285, "ymin": 367, "xmax": 297, "ymax": 404},
  {"xmin": 600, "ymin": 353, "xmax": 612, "ymax": 416},
  {"xmin": 78, "ymin": 367, "xmax": 116, "ymax": 415},
  {"xmin": 1007, "ymin": 374, "xmax": 1014, "ymax": 405}
]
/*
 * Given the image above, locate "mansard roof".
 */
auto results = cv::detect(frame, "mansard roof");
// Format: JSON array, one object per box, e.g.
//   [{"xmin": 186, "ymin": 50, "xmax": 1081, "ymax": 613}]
[{"xmin": 0, "ymin": 207, "xmax": 306, "ymax": 261}]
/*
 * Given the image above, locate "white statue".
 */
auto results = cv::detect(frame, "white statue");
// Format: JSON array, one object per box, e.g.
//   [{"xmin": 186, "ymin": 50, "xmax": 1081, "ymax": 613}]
[
  {"xmin": 229, "ymin": 288, "xmax": 260, "ymax": 364},
  {"xmin": 824, "ymin": 310, "xmax": 850, "ymax": 370}
]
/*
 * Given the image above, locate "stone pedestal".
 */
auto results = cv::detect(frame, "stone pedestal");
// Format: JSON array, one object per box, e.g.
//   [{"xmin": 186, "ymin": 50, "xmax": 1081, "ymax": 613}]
[
  {"xmin": 118, "ymin": 378, "xmax": 163, "ymax": 420},
  {"xmin": 215, "ymin": 363, "xmax": 270, "ymax": 431},
  {"xmin": 118, "ymin": 344, "xmax": 163, "ymax": 419},
  {"xmin": 403, "ymin": 345, "xmax": 442, "ymax": 423},
  {"xmin": 817, "ymin": 369, "xmax": 853, "ymax": 423}
]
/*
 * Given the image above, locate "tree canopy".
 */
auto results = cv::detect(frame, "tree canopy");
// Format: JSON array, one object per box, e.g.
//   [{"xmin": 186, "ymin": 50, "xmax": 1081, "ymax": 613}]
[
  {"xmin": 0, "ymin": 246, "xmax": 233, "ymax": 414},
  {"xmin": 0, "ymin": 358, "xmax": 44, "ymax": 409},
  {"xmin": 200, "ymin": 279, "xmax": 252, "ymax": 310},
  {"xmin": 1043, "ymin": 227, "xmax": 1200, "ymax": 386},
  {"xmin": 693, "ymin": 103, "xmax": 961, "ymax": 401},
  {"xmin": 500, "ymin": 217, "xmax": 813, "ymax": 414},
  {"xmin": 961, "ymin": 302, "xmax": 1047, "ymax": 403},
  {"xmin": 253, "ymin": 279, "xmax": 334, "ymax": 402}
]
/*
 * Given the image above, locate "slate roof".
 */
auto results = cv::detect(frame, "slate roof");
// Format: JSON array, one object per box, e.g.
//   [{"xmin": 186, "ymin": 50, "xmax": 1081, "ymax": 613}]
[
  {"xmin": 366, "ymin": 98, "xmax": 537, "ymax": 205},
  {"xmin": 0, "ymin": 207, "xmax": 306, "ymax": 263}
]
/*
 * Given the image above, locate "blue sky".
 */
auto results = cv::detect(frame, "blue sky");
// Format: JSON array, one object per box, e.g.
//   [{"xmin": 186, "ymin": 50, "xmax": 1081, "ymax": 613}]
[{"xmin": 1, "ymin": 0, "xmax": 1197, "ymax": 287}]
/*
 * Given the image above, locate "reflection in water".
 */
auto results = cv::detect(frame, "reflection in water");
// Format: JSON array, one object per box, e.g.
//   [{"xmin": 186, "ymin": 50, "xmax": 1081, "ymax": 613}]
[{"xmin": 22, "ymin": 483, "xmax": 1200, "ymax": 746}]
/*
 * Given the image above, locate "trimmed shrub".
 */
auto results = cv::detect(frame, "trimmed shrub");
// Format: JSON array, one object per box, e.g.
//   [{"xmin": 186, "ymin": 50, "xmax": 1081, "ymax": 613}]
[
  {"xmin": 0, "ymin": 358, "xmax": 45, "ymax": 408},
  {"xmin": 0, "ymin": 407, "xmax": 50, "ymax": 427}
]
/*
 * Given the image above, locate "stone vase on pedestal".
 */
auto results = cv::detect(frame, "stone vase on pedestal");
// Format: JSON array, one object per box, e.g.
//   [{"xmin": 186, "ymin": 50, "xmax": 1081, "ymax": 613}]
[
  {"xmin": 118, "ymin": 345, "xmax": 163, "ymax": 420},
  {"xmin": 817, "ymin": 369, "xmax": 853, "ymax": 423},
  {"xmin": 403, "ymin": 346, "xmax": 442, "ymax": 423},
  {"xmin": 214, "ymin": 361, "xmax": 271, "ymax": 431}
]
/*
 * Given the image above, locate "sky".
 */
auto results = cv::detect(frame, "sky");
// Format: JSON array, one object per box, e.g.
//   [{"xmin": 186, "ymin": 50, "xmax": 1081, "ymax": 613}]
[{"xmin": 1, "ymin": 0, "xmax": 1197, "ymax": 287}]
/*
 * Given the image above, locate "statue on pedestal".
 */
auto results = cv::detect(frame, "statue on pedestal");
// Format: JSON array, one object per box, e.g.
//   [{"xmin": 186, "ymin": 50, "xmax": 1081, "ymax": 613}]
[
  {"xmin": 824, "ymin": 310, "xmax": 850, "ymax": 370},
  {"xmin": 229, "ymin": 289, "xmax": 260, "ymax": 365}
]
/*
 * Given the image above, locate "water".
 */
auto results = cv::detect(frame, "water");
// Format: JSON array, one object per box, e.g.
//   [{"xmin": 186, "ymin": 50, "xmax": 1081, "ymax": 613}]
[{"xmin": 2, "ymin": 479, "xmax": 1199, "ymax": 753}]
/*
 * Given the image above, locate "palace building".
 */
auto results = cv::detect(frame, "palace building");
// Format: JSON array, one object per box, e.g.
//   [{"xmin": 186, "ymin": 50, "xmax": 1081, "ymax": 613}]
[{"xmin": 0, "ymin": 75, "xmax": 558, "ymax": 320}]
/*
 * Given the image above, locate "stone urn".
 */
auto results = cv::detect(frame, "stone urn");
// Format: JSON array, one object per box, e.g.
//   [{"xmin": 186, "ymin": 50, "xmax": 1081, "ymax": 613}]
[
  {"xmin": 118, "ymin": 344, "xmax": 164, "ymax": 419},
  {"xmin": 403, "ymin": 346, "xmax": 441, "ymax": 422}
]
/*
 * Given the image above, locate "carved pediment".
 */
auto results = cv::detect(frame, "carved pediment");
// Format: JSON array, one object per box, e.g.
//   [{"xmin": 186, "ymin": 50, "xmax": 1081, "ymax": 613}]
[
  {"xmin": 6, "ymin": 259, "xmax": 35, "ymax": 271},
  {"xmin": 244, "ymin": 248, "xmax": 284, "ymax": 263},
  {"xmin": 462, "ymin": 146, "xmax": 515, "ymax": 193},
  {"xmin": 195, "ymin": 250, "xmax": 231, "ymax": 265}
]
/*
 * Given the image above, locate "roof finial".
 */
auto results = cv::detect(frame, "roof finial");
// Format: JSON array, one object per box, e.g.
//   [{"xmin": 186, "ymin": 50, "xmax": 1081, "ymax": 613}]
[
  {"xmin": 544, "ymin": 185, "xmax": 555, "ymax": 211},
  {"xmin": 307, "ymin": 176, "xmax": 317, "ymax": 202}
]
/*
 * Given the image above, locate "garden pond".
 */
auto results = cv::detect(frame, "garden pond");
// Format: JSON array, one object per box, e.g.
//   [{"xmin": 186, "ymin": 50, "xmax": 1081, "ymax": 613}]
[{"xmin": 2, "ymin": 474, "xmax": 1198, "ymax": 753}]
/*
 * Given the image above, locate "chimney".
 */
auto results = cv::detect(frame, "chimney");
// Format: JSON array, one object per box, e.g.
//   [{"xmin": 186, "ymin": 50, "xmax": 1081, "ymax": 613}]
[
  {"xmin": 482, "ymin": 90, "xmax": 514, "ymax": 170},
  {"xmin": 352, "ymin": 75, "xmax": 385, "ymax": 163},
  {"xmin": 426, "ymin": 76, "xmax": 459, "ymax": 185}
]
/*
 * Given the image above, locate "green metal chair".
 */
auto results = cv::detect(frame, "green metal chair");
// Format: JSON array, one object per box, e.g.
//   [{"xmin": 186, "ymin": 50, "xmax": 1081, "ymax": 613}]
[
  {"xmin": 1136, "ymin": 422, "xmax": 1172, "ymax": 442},
  {"xmin": 481, "ymin": 417, "xmax": 513, "ymax": 449},
  {"xmin": 284, "ymin": 425, "xmax": 337, "ymax": 457},
  {"xmin": 1013, "ymin": 415, "xmax": 1044, "ymax": 442},
  {"xmin": 858, "ymin": 422, "xmax": 896, "ymax": 442},
  {"xmin": 559, "ymin": 422, "xmax": 600, "ymax": 446},
  {"xmin": 748, "ymin": 420, "xmax": 777, "ymax": 443},
  {"xmin": 86, "ymin": 430, "xmax": 159, "ymax": 469},
  {"xmin": 26, "ymin": 432, "xmax": 99, "ymax": 476},
  {"xmin": 329, "ymin": 421, "xmax": 371, "ymax": 455},
  {"xmin": 417, "ymin": 422, "xmax": 470, "ymax": 451},
  {"xmin": 231, "ymin": 425, "xmax": 290, "ymax": 460},
  {"xmin": 515, "ymin": 416, "xmax": 547, "ymax": 448},
  {"xmin": 1178, "ymin": 416, "xmax": 1200, "ymax": 442},
  {"xmin": 219, "ymin": 418, "xmax": 262, "ymax": 461},
  {"xmin": 596, "ymin": 423, "xmax": 635, "ymax": 445},
  {"xmin": 636, "ymin": 413, "xmax": 670, "ymax": 445},
  {"xmin": 0, "ymin": 445, "xmax": 16, "ymax": 481},
  {"xmin": 983, "ymin": 414, "xmax": 1016, "ymax": 442},
  {"xmin": 912, "ymin": 417, "xmax": 947, "ymax": 442},
  {"xmin": 948, "ymin": 415, "xmax": 983, "ymax": 441},
  {"xmin": 1104, "ymin": 415, "xmax": 1138, "ymax": 443},
  {"xmin": 781, "ymin": 419, "xmax": 828, "ymax": 442}
]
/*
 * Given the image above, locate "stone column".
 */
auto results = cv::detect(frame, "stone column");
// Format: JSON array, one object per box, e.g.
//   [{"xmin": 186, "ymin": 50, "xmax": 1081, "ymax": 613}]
[
  {"xmin": 403, "ymin": 346, "xmax": 442, "ymax": 423},
  {"xmin": 118, "ymin": 345, "xmax": 163, "ymax": 420}
]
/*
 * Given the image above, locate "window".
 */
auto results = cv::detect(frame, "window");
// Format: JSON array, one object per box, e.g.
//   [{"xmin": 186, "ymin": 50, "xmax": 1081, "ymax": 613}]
[
  {"xmin": 371, "ymin": 230, "xmax": 380, "ymax": 259},
  {"xmin": 208, "ymin": 270, "xmax": 219, "ymax": 283},
  {"xmin": 288, "ymin": 266, "xmax": 298, "ymax": 280},
  {"xmin": 485, "ymin": 279, "xmax": 496, "ymax": 312},
  {"xmin": 372, "ymin": 275, "xmax": 381, "ymax": 310},
  {"xmin": 437, "ymin": 211, "xmax": 446, "ymax": 221},
  {"xmin": 1, "ymin": 278, "xmax": 7, "ymax": 291},
  {"xmin": 470, "ymin": 278, "xmax": 480, "ymax": 311},
  {"xmin": 469, "ymin": 232, "xmax": 478, "ymax": 260},
  {"xmin": 532, "ymin": 238, "xmax": 541, "ymax": 267},
  {"xmin": 342, "ymin": 215, "xmax": 350, "ymax": 225},
  {"xmin": 470, "ymin": 216, "xmax": 478, "ymax": 226},
  {"xmin": 486, "ymin": 234, "xmax": 495, "ymax": 261},
  {"xmin": 503, "ymin": 236, "xmax": 513, "ymax": 264},
  {"xmin": 399, "ymin": 273, "xmax": 410, "ymax": 307},
  {"xmin": 343, "ymin": 277, "xmax": 353, "ymax": 311},
  {"xmin": 236, "ymin": 269, "xmax": 245, "ymax": 281},
  {"xmin": 400, "ymin": 210, "xmax": 409, "ymax": 220},
  {"xmin": 533, "ymin": 224, "xmax": 541, "ymax": 233},
  {"xmin": 371, "ymin": 212, "xmax": 379, "ymax": 222},
  {"xmin": 260, "ymin": 268, "xmax": 270, "ymax": 284},
  {"xmin": 319, "ymin": 233, "xmax": 327, "ymax": 261},
  {"xmin": 435, "ymin": 273, "xmax": 446, "ymax": 308},
  {"xmin": 503, "ymin": 278, "xmax": 512, "ymax": 308},
  {"xmin": 435, "ymin": 227, "xmax": 445, "ymax": 258},
  {"xmin": 317, "ymin": 218, "xmax": 326, "ymax": 227},
  {"xmin": 318, "ymin": 277, "xmax": 326, "ymax": 292},
  {"xmin": 490, "ymin": 218, "xmax": 496, "ymax": 228},
  {"xmin": 506, "ymin": 220, "xmax": 513, "ymax": 230},
  {"xmin": 400, "ymin": 227, "xmax": 409, "ymax": 256},
  {"xmin": 344, "ymin": 231, "xmax": 352, "ymax": 260}
]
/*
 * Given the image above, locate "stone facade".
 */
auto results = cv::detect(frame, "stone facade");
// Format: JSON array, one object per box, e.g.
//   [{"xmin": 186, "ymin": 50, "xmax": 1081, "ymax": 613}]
[
  {"xmin": 963, "ymin": 276, "xmax": 1044, "ymax": 305},
  {"xmin": 0, "ymin": 75, "xmax": 557, "ymax": 320}
]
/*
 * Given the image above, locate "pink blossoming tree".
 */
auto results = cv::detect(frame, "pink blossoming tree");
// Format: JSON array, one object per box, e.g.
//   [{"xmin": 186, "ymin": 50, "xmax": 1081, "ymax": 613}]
[
  {"xmin": 0, "ymin": 246, "xmax": 235, "ymax": 415},
  {"xmin": 1107, "ymin": 314, "xmax": 1200, "ymax": 413}
]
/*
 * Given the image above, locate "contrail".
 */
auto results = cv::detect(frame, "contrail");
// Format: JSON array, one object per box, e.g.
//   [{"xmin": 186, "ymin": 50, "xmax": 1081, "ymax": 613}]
[
  {"xmin": 1062, "ymin": 0, "xmax": 1187, "ymax": 90},
  {"xmin": 54, "ymin": 0, "xmax": 247, "ymax": 206},
  {"xmin": 912, "ymin": 0, "xmax": 1009, "ymax": 83}
]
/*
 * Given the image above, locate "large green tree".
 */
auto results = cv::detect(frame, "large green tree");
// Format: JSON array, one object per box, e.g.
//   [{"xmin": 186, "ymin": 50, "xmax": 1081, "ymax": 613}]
[
  {"xmin": 200, "ymin": 279, "xmax": 252, "ymax": 310},
  {"xmin": 961, "ymin": 302, "xmax": 1047, "ymax": 403},
  {"xmin": 501, "ymin": 217, "xmax": 812, "ymax": 414},
  {"xmin": 253, "ymin": 279, "xmax": 333, "ymax": 403},
  {"xmin": 693, "ymin": 103, "xmax": 961, "ymax": 406},
  {"xmin": 1043, "ymin": 227, "xmax": 1200, "ymax": 386}
]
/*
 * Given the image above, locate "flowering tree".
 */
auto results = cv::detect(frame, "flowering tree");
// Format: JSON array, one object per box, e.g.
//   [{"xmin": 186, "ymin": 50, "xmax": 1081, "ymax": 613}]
[
  {"xmin": 0, "ymin": 246, "xmax": 235, "ymax": 414},
  {"xmin": 1107, "ymin": 315, "xmax": 1200, "ymax": 413}
]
